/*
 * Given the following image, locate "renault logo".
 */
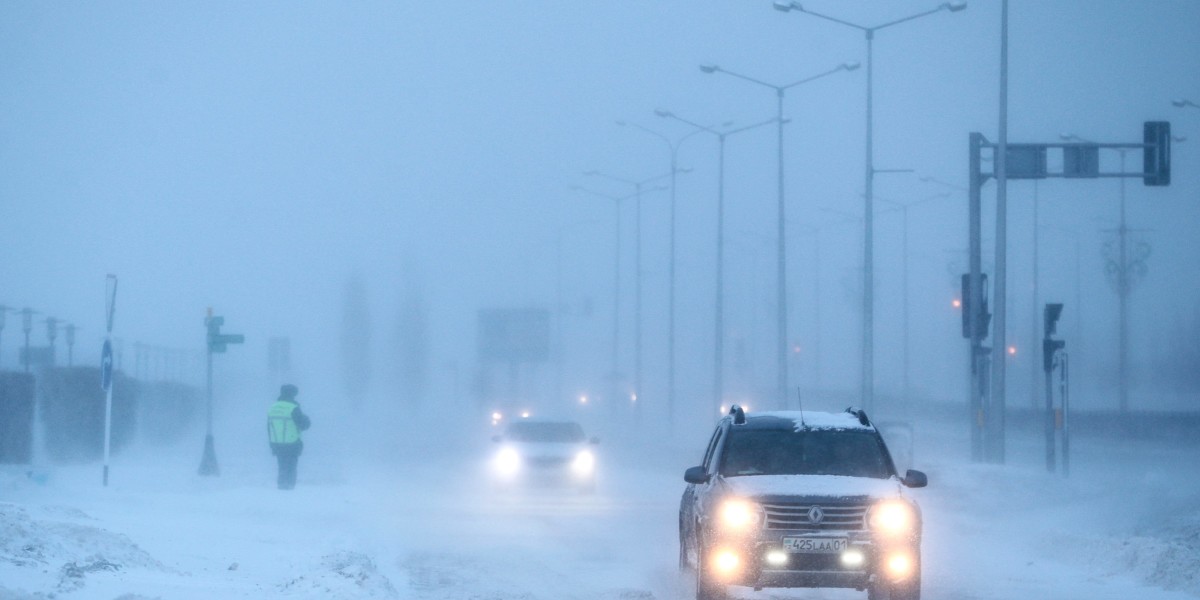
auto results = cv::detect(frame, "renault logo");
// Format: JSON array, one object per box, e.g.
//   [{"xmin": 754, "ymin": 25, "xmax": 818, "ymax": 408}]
[{"xmin": 807, "ymin": 506, "xmax": 824, "ymax": 524}]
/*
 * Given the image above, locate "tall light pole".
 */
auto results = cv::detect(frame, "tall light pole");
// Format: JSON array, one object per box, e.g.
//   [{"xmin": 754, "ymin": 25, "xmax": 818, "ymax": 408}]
[
  {"xmin": 617, "ymin": 120, "xmax": 708, "ymax": 425},
  {"xmin": 774, "ymin": 0, "xmax": 967, "ymax": 412},
  {"xmin": 0, "ymin": 305, "xmax": 14, "ymax": 369},
  {"xmin": 45, "ymin": 317, "xmax": 59, "ymax": 367},
  {"xmin": 585, "ymin": 170, "xmax": 673, "ymax": 419},
  {"xmin": 571, "ymin": 185, "xmax": 641, "ymax": 414},
  {"xmin": 65, "ymin": 323, "xmax": 78, "ymax": 366},
  {"xmin": 878, "ymin": 192, "xmax": 952, "ymax": 408},
  {"xmin": 699, "ymin": 61, "xmax": 859, "ymax": 410},
  {"xmin": 21, "ymin": 308, "xmax": 35, "ymax": 372},
  {"xmin": 653, "ymin": 110, "xmax": 778, "ymax": 416}
]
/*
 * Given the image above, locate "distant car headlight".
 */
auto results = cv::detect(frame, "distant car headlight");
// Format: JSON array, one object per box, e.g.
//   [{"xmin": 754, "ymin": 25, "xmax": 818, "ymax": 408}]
[
  {"xmin": 719, "ymin": 498, "xmax": 763, "ymax": 531},
  {"xmin": 869, "ymin": 500, "xmax": 916, "ymax": 535},
  {"xmin": 493, "ymin": 447, "xmax": 520, "ymax": 477},
  {"xmin": 572, "ymin": 450, "xmax": 595, "ymax": 476}
]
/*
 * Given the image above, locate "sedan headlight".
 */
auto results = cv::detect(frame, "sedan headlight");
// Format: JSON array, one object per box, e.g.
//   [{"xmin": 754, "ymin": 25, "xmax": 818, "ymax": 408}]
[
  {"xmin": 572, "ymin": 450, "xmax": 595, "ymax": 476},
  {"xmin": 719, "ymin": 498, "xmax": 763, "ymax": 531},
  {"xmin": 493, "ymin": 447, "xmax": 520, "ymax": 477},
  {"xmin": 868, "ymin": 500, "xmax": 916, "ymax": 535}
]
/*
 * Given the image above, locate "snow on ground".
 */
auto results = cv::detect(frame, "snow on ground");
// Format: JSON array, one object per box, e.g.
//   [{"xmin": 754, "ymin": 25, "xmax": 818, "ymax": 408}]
[{"xmin": 2, "ymin": 405, "xmax": 1200, "ymax": 599}]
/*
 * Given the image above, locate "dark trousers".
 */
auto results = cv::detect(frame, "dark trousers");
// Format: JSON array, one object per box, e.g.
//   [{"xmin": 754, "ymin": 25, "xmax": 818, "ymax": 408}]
[{"xmin": 272, "ymin": 443, "xmax": 302, "ymax": 490}]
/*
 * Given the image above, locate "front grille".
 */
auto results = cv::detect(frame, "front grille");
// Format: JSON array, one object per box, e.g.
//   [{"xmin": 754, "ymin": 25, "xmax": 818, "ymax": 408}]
[{"xmin": 761, "ymin": 501, "xmax": 868, "ymax": 531}]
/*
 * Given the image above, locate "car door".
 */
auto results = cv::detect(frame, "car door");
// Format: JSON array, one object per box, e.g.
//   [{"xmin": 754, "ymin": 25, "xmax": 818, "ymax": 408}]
[{"xmin": 681, "ymin": 423, "xmax": 726, "ymax": 563}]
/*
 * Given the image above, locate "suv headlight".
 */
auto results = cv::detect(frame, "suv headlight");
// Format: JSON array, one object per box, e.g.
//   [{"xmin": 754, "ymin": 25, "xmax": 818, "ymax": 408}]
[
  {"xmin": 868, "ymin": 500, "xmax": 916, "ymax": 535},
  {"xmin": 719, "ymin": 498, "xmax": 763, "ymax": 531}
]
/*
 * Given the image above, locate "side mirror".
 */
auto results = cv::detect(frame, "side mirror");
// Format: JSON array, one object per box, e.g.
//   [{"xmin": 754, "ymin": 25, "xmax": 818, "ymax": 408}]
[
  {"xmin": 491, "ymin": 435, "xmax": 502, "ymax": 443},
  {"xmin": 589, "ymin": 436, "xmax": 600, "ymax": 445},
  {"xmin": 684, "ymin": 466, "xmax": 711, "ymax": 485},
  {"xmin": 902, "ymin": 469, "xmax": 928, "ymax": 488}
]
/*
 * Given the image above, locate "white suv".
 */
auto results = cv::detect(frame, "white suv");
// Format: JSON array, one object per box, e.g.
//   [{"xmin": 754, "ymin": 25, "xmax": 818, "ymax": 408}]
[{"xmin": 679, "ymin": 406, "xmax": 928, "ymax": 600}]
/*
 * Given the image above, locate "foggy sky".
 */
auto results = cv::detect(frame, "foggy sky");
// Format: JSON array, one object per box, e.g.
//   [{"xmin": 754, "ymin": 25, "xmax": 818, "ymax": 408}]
[{"xmin": 2, "ymin": 1, "xmax": 1197, "ymax": 422}]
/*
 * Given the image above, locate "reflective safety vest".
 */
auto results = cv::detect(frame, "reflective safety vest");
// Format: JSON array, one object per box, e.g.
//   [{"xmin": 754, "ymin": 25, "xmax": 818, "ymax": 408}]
[{"xmin": 268, "ymin": 400, "xmax": 301, "ymax": 444}]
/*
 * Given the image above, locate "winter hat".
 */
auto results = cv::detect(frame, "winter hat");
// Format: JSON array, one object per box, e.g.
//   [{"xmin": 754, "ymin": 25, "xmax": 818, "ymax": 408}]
[{"xmin": 280, "ymin": 384, "xmax": 299, "ymax": 399}]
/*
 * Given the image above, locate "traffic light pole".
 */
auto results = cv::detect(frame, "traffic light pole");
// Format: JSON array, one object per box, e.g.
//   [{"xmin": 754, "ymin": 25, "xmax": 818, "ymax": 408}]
[
  {"xmin": 1043, "ymin": 303, "xmax": 1065, "ymax": 473},
  {"xmin": 198, "ymin": 310, "xmax": 244, "ymax": 477},
  {"xmin": 198, "ymin": 341, "xmax": 218, "ymax": 476},
  {"xmin": 967, "ymin": 123, "xmax": 1170, "ymax": 465},
  {"xmin": 968, "ymin": 133, "xmax": 987, "ymax": 462}
]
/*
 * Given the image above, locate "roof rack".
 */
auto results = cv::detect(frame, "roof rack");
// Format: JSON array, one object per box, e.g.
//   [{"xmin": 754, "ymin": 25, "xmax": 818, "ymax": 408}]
[
  {"xmin": 844, "ymin": 406, "xmax": 871, "ymax": 427},
  {"xmin": 728, "ymin": 404, "xmax": 747, "ymax": 425}
]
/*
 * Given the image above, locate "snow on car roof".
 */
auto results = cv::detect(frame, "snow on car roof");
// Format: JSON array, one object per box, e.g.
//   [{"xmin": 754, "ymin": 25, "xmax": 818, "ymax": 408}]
[{"xmin": 747, "ymin": 410, "xmax": 874, "ymax": 431}]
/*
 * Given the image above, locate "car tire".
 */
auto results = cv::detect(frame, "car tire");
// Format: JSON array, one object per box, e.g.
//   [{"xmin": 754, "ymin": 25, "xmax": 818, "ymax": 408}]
[{"xmin": 695, "ymin": 548, "xmax": 728, "ymax": 600}]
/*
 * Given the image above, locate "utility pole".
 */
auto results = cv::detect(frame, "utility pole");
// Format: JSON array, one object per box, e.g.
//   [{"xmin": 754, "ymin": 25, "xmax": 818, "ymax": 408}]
[
  {"xmin": 21, "ymin": 308, "xmax": 34, "ymax": 373},
  {"xmin": 102, "ymin": 276, "xmax": 118, "ymax": 486}
]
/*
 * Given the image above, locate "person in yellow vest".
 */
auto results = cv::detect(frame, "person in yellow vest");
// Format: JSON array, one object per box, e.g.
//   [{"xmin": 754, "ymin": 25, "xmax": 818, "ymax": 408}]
[{"xmin": 267, "ymin": 384, "xmax": 311, "ymax": 490}]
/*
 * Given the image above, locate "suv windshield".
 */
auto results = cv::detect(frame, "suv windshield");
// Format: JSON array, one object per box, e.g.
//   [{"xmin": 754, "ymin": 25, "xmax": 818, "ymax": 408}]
[
  {"xmin": 505, "ymin": 421, "xmax": 586, "ymax": 443},
  {"xmin": 720, "ymin": 429, "xmax": 892, "ymax": 479}
]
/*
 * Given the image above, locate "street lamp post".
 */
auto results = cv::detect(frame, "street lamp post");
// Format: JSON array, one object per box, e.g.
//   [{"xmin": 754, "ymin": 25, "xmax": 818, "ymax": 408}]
[
  {"xmin": 653, "ymin": 110, "xmax": 778, "ymax": 416},
  {"xmin": 0, "ymin": 305, "xmax": 14, "ymax": 369},
  {"xmin": 585, "ymin": 170, "xmax": 673, "ymax": 419},
  {"xmin": 774, "ymin": 0, "xmax": 966, "ymax": 412},
  {"xmin": 45, "ymin": 317, "xmax": 58, "ymax": 367},
  {"xmin": 699, "ymin": 61, "xmax": 859, "ymax": 410},
  {"xmin": 617, "ymin": 120, "xmax": 707, "ymax": 426},
  {"xmin": 21, "ymin": 308, "xmax": 34, "ymax": 373},
  {"xmin": 65, "ymin": 323, "xmax": 77, "ymax": 367}
]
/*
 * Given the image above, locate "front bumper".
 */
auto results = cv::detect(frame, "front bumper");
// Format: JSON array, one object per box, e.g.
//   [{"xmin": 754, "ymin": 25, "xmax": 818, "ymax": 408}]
[{"xmin": 708, "ymin": 531, "xmax": 918, "ymax": 590}]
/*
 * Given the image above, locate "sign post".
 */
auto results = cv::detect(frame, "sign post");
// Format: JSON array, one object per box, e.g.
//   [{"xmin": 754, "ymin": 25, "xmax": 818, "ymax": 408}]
[
  {"xmin": 102, "ymin": 275, "xmax": 118, "ymax": 486},
  {"xmin": 198, "ymin": 309, "xmax": 244, "ymax": 477}
]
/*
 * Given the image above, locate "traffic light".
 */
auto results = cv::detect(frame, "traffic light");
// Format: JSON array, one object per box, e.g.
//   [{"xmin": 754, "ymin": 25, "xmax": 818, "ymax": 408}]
[
  {"xmin": 1042, "ymin": 303, "xmax": 1065, "ymax": 372},
  {"xmin": 960, "ymin": 273, "xmax": 991, "ymax": 339},
  {"xmin": 1043, "ymin": 303, "xmax": 1064, "ymax": 337},
  {"xmin": 1043, "ymin": 339, "xmax": 1065, "ymax": 371},
  {"xmin": 1144, "ymin": 121, "xmax": 1171, "ymax": 186}
]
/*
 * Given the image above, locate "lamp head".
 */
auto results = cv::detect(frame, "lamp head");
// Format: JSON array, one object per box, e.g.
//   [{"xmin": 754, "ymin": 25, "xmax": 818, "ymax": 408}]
[
  {"xmin": 944, "ymin": 1, "xmax": 967, "ymax": 12},
  {"xmin": 615, "ymin": 120, "xmax": 627, "ymax": 127},
  {"xmin": 654, "ymin": 108, "xmax": 673, "ymax": 118},
  {"xmin": 1172, "ymin": 99, "xmax": 1188, "ymax": 107},
  {"xmin": 842, "ymin": 61, "xmax": 861, "ymax": 71},
  {"xmin": 699, "ymin": 64, "xmax": 719, "ymax": 74}
]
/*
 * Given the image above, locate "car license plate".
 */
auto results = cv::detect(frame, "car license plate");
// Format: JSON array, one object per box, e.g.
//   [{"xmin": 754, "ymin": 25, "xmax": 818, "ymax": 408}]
[{"xmin": 783, "ymin": 537, "xmax": 849, "ymax": 553}]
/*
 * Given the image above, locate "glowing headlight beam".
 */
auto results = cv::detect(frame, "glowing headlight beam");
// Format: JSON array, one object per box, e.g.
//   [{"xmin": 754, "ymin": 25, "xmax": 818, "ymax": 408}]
[
  {"xmin": 572, "ymin": 450, "xmax": 595, "ymax": 475},
  {"xmin": 870, "ymin": 500, "xmax": 914, "ymax": 534},
  {"xmin": 719, "ymin": 499, "xmax": 761, "ymax": 530},
  {"xmin": 493, "ymin": 447, "xmax": 520, "ymax": 477}
]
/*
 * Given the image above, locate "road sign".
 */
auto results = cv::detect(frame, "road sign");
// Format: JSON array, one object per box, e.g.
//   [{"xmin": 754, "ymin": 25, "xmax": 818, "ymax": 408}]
[{"xmin": 101, "ymin": 340, "xmax": 114, "ymax": 391}]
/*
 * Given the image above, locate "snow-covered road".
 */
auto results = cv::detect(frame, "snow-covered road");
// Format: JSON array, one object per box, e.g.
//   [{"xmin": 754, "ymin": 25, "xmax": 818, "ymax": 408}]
[{"xmin": 2, "ymin": 409, "xmax": 1199, "ymax": 600}]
